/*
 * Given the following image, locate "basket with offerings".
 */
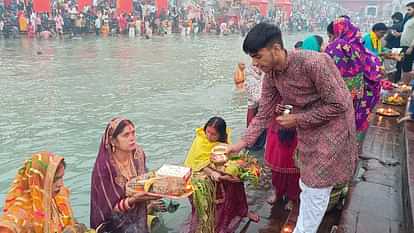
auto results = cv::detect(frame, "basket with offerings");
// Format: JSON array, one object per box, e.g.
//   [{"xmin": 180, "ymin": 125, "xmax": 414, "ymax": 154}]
[
  {"xmin": 126, "ymin": 165, "xmax": 193, "ymax": 199},
  {"xmin": 210, "ymin": 145, "xmax": 261, "ymax": 187}
]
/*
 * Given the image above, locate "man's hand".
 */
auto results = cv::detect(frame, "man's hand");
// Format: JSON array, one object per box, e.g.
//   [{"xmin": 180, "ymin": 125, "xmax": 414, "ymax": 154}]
[
  {"xmin": 276, "ymin": 114, "xmax": 298, "ymax": 128},
  {"xmin": 275, "ymin": 104, "xmax": 286, "ymax": 115},
  {"xmin": 392, "ymin": 31, "xmax": 401, "ymax": 37},
  {"xmin": 225, "ymin": 141, "xmax": 247, "ymax": 155},
  {"xmin": 406, "ymin": 47, "xmax": 413, "ymax": 55}
]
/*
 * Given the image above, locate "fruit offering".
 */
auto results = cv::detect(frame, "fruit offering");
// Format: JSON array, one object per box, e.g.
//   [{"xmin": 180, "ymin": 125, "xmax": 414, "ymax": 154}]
[
  {"xmin": 384, "ymin": 94, "xmax": 405, "ymax": 105},
  {"xmin": 398, "ymin": 84, "xmax": 412, "ymax": 92},
  {"xmin": 223, "ymin": 154, "xmax": 261, "ymax": 187},
  {"xmin": 126, "ymin": 165, "xmax": 194, "ymax": 199}
]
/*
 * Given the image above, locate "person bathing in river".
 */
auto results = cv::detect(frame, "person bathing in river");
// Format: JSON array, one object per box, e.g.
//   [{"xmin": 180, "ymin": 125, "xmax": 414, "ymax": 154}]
[
  {"xmin": 183, "ymin": 117, "xmax": 259, "ymax": 233},
  {"xmin": 226, "ymin": 23, "xmax": 357, "ymax": 233},
  {"xmin": 90, "ymin": 117, "xmax": 164, "ymax": 233},
  {"xmin": 233, "ymin": 62, "xmax": 246, "ymax": 91},
  {"xmin": 0, "ymin": 152, "xmax": 88, "ymax": 233}
]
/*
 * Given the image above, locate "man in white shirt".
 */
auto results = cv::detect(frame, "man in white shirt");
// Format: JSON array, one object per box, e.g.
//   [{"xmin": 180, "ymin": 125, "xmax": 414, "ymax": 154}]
[
  {"xmin": 400, "ymin": 2, "xmax": 414, "ymax": 83},
  {"xmin": 95, "ymin": 16, "xmax": 101, "ymax": 35}
]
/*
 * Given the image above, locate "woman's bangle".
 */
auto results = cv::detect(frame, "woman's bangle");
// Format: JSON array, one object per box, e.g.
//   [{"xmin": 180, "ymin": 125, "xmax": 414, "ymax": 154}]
[
  {"xmin": 116, "ymin": 200, "xmax": 125, "ymax": 212},
  {"xmin": 125, "ymin": 198, "xmax": 132, "ymax": 209}
]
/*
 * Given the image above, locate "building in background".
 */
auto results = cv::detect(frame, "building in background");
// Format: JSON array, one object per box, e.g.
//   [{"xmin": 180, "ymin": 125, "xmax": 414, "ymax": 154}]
[{"xmin": 340, "ymin": 0, "xmax": 394, "ymax": 18}]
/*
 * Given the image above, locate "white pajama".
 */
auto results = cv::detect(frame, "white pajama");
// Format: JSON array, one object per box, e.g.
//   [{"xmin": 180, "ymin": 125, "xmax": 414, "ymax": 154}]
[{"xmin": 293, "ymin": 179, "xmax": 333, "ymax": 233}]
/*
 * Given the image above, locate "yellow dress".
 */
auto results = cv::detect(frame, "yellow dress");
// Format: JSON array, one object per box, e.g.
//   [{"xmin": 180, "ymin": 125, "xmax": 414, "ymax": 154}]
[
  {"xmin": 184, "ymin": 127, "xmax": 232, "ymax": 172},
  {"xmin": 19, "ymin": 15, "xmax": 28, "ymax": 32}
]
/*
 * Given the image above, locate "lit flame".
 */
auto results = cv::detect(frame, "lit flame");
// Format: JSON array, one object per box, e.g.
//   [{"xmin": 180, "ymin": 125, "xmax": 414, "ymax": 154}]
[
  {"xmin": 282, "ymin": 226, "xmax": 292, "ymax": 233},
  {"xmin": 185, "ymin": 184, "xmax": 193, "ymax": 191}
]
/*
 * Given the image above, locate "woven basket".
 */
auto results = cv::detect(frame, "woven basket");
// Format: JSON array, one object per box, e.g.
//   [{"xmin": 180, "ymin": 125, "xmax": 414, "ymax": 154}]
[{"xmin": 126, "ymin": 176, "xmax": 192, "ymax": 198}]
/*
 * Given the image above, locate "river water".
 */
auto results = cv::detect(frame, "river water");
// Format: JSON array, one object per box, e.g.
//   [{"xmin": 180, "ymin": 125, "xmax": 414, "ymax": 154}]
[{"xmin": 0, "ymin": 33, "xmax": 314, "ymax": 232}]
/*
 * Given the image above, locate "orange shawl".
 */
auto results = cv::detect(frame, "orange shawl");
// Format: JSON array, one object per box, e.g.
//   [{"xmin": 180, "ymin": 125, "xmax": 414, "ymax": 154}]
[{"xmin": 0, "ymin": 152, "xmax": 75, "ymax": 233}]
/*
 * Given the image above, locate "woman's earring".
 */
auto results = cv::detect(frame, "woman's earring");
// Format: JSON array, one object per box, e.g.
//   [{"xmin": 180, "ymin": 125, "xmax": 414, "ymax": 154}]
[{"xmin": 111, "ymin": 144, "xmax": 116, "ymax": 153}]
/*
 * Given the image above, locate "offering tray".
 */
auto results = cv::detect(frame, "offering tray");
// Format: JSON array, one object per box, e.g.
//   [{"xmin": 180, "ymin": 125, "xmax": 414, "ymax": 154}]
[
  {"xmin": 126, "ymin": 176, "xmax": 193, "ymax": 199},
  {"xmin": 382, "ymin": 101, "xmax": 406, "ymax": 106},
  {"xmin": 376, "ymin": 108, "xmax": 401, "ymax": 117},
  {"xmin": 382, "ymin": 94, "xmax": 406, "ymax": 106}
]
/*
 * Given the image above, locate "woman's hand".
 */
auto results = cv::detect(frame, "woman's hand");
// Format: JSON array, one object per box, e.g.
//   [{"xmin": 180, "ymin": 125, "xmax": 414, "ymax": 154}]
[
  {"xmin": 148, "ymin": 200, "xmax": 167, "ymax": 212},
  {"xmin": 129, "ymin": 191, "xmax": 161, "ymax": 204},
  {"xmin": 210, "ymin": 170, "xmax": 222, "ymax": 182},
  {"xmin": 219, "ymin": 174, "xmax": 241, "ymax": 183}
]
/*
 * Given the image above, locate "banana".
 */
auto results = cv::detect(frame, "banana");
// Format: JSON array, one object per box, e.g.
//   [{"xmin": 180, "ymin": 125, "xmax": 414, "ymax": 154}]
[{"xmin": 144, "ymin": 178, "xmax": 156, "ymax": 192}]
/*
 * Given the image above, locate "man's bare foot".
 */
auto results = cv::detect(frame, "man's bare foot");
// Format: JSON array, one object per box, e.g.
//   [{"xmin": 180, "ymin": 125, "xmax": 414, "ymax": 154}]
[
  {"xmin": 266, "ymin": 193, "xmax": 277, "ymax": 205},
  {"xmin": 247, "ymin": 211, "xmax": 260, "ymax": 223},
  {"xmin": 284, "ymin": 200, "xmax": 295, "ymax": 211}
]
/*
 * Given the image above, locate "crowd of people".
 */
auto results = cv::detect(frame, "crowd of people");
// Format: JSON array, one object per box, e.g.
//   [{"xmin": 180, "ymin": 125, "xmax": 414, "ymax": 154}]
[
  {"xmin": 0, "ymin": 0, "xmax": 361, "ymax": 40},
  {"xmin": 269, "ymin": 0, "xmax": 345, "ymax": 32}
]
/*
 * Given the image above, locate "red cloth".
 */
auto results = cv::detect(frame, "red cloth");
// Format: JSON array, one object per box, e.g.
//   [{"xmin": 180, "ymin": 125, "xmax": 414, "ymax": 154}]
[
  {"xmin": 266, "ymin": 120, "xmax": 300, "ymax": 201},
  {"xmin": 78, "ymin": 0, "xmax": 92, "ymax": 12},
  {"xmin": 264, "ymin": 121, "xmax": 299, "ymax": 174},
  {"xmin": 272, "ymin": 171, "xmax": 300, "ymax": 201},
  {"xmin": 156, "ymin": 0, "xmax": 168, "ymax": 15},
  {"xmin": 33, "ymin": 0, "xmax": 50, "ymax": 13},
  {"xmin": 4, "ymin": 0, "xmax": 12, "ymax": 7},
  {"xmin": 118, "ymin": 15, "xmax": 127, "ymax": 32},
  {"xmin": 248, "ymin": 0, "xmax": 268, "ymax": 16},
  {"xmin": 116, "ymin": 0, "xmax": 132, "ymax": 14},
  {"xmin": 275, "ymin": 0, "xmax": 292, "ymax": 18}
]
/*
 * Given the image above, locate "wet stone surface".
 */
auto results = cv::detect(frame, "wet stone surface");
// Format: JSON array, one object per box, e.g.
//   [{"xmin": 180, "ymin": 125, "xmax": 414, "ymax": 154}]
[{"xmin": 338, "ymin": 104, "xmax": 406, "ymax": 233}]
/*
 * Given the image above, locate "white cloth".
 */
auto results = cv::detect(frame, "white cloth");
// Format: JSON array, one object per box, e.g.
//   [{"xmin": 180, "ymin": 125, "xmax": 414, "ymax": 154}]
[
  {"xmin": 245, "ymin": 65, "xmax": 265, "ymax": 109},
  {"xmin": 293, "ymin": 179, "xmax": 333, "ymax": 233},
  {"xmin": 95, "ymin": 18, "xmax": 101, "ymax": 29},
  {"xmin": 401, "ymin": 17, "xmax": 414, "ymax": 47},
  {"xmin": 129, "ymin": 27, "xmax": 135, "ymax": 37}
]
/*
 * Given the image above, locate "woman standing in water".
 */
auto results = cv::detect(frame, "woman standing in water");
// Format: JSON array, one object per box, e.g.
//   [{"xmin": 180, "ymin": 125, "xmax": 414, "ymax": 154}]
[
  {"xmin": 0, "ymin": 152, "xmax": 87, "ymax": 233},
  {"xmin": 90, "ymin": 117, "xmax": 160, "ymax": 232},
  {"xmin": 184, "ymin": 117, "xmax": 259, "ymax": 233}
]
